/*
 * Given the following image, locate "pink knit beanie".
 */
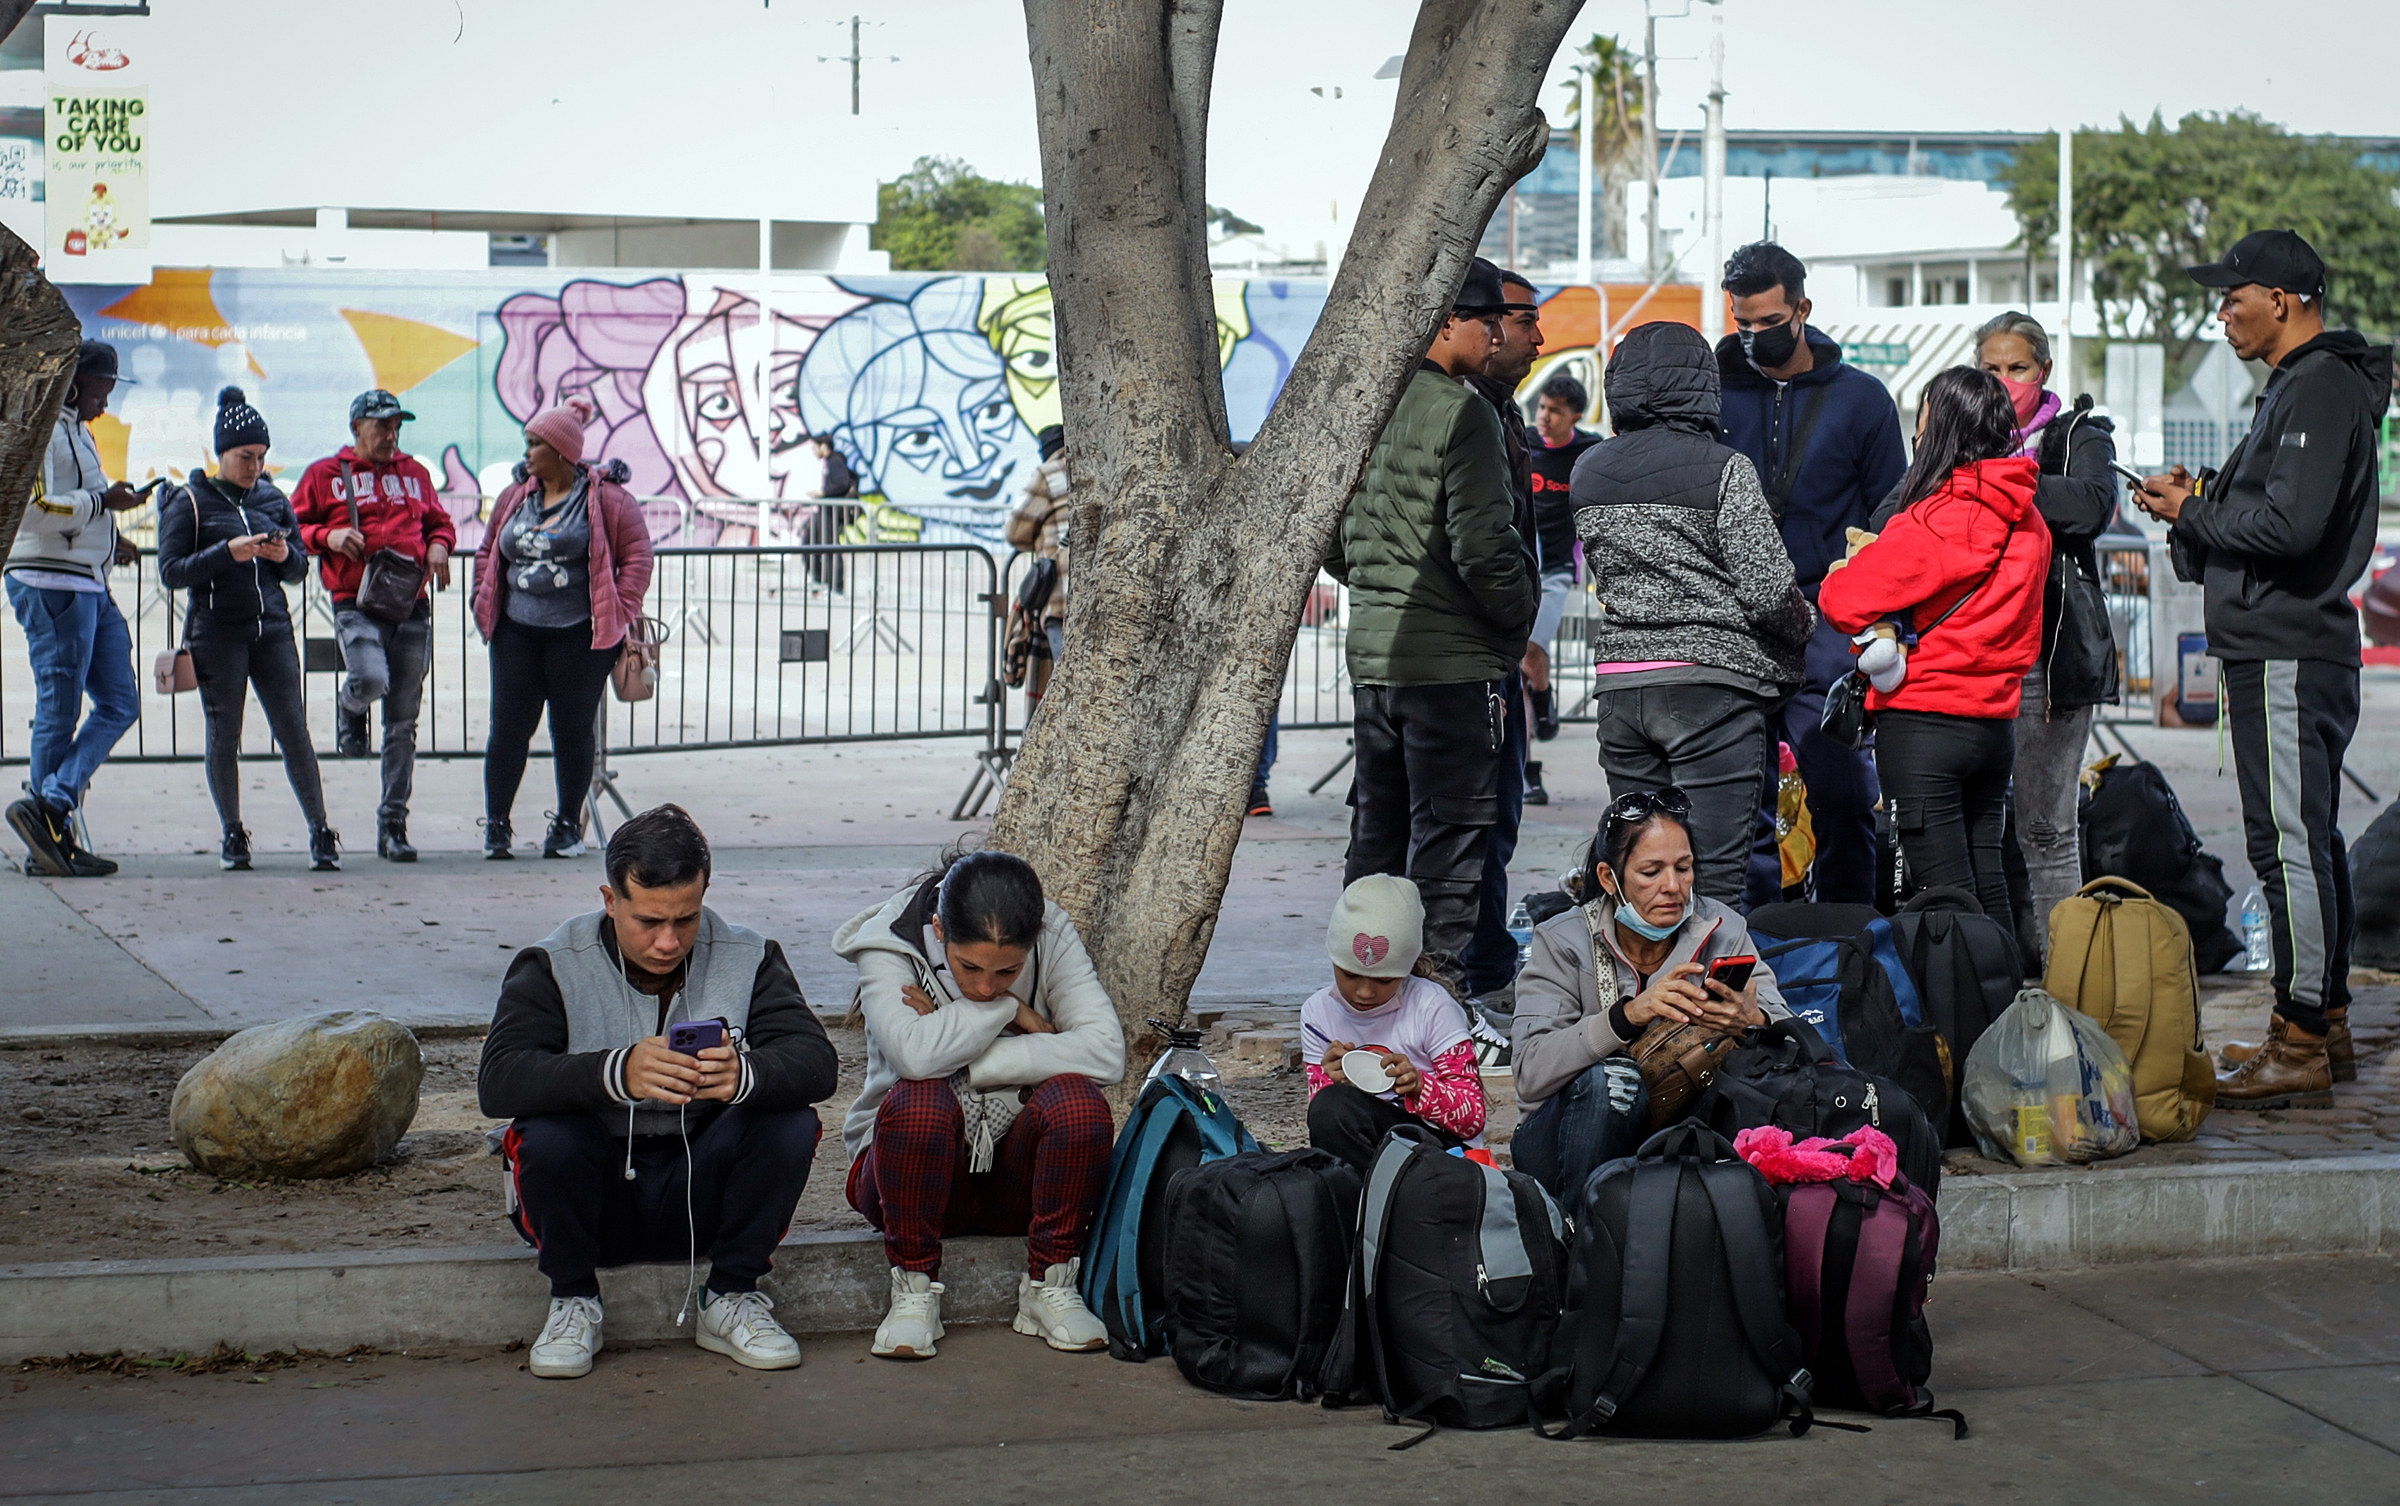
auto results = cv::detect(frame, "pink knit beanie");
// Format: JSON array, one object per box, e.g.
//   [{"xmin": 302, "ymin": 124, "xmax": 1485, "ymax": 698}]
[{"xmin": 524, "ymin": 394, "xmax": 594, "ymax": 466}]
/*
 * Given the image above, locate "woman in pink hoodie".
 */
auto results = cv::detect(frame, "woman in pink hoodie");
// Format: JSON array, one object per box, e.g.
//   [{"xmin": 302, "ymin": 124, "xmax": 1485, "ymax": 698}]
[
  {"xmin": 1818, "ymin": 367, "xmax": 2051, "ymax": 921},
  {"xmin": 472, "ymin": 397, "xmax": 654, "ymax": 860}
]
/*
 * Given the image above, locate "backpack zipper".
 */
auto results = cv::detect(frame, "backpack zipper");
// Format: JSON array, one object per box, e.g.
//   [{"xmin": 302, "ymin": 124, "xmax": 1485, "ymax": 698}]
[{"xmin": 1864, "ymin": 1081, "xmax": 1882, "ymax": 1127}]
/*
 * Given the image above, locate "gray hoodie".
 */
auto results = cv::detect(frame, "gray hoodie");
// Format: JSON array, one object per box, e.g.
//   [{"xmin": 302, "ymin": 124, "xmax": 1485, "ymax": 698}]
[
  {"xmin": 1511, "ymin": 893, "xmax": 1789, "ymax": 1113},
  {"xmin": 832, "ymin": 884, "xmax": 1126, "ymax": 1160}
]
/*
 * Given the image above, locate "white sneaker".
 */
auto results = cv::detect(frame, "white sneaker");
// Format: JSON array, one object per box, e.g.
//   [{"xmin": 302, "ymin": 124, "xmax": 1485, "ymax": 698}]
[
  {"xmin": 871, "ymin": 1266, "xmax": 945, "ymax": 1360},
  {"xmin": 1014, "ymin": 1258, "xmax": 1107, "ymax": 1352},
  {"xmin": 527, "ymin": 1296, "xmax": 604, "ymax": 1379},
  {"xmin": 695, "ymin": 1288, "xmax": 802, "ymax": 1371}
]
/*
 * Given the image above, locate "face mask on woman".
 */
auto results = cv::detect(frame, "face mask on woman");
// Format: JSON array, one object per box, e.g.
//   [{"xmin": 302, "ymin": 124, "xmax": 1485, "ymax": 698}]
[
  {"xmin": 1609, "ymin": 890, "xmax": 1689, "ymax": 942},
  {"xmin": 2000, "ymin": 375, "xmax": 2045, "ymax": 426}
]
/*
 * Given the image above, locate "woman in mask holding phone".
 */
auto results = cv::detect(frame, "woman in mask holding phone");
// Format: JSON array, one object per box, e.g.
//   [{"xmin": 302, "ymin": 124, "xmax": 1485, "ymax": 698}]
[
  {"xmin": 157, "ymin": 388, "xmax": 336, "ymax": 872},
  {"xmin": 1509, "ymin": 790, "xmax": 1790, "ymax": 1202}
]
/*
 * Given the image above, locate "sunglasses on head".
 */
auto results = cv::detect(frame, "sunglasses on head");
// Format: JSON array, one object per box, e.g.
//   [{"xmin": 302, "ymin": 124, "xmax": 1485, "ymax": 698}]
[{"xmin": 1602, "ymin": 787, "xmax": 1692, "ymax": 832}]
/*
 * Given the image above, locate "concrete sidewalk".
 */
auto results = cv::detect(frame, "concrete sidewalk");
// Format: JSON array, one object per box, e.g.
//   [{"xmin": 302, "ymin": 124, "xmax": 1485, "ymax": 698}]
[{"xmin": 5, "ymin": 1252, "xmax": 2396, "ymax": 1503}]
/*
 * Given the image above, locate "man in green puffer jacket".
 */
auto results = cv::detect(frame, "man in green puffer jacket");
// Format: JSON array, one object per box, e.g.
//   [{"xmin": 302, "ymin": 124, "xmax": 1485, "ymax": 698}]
[{"xmin": 1325, "ymin": 258, "xmax": 1540, "ymax": 960}]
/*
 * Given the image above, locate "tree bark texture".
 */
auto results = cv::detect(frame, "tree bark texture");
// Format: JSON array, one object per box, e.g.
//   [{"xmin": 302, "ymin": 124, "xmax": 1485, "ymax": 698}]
[
  {"xmin": 0, "ymin": 224, "xmax": 84, "ymax": 562},
  {"xmin": 995, "ymin": 0, "xmax": 1579, "ymax": 1071}
]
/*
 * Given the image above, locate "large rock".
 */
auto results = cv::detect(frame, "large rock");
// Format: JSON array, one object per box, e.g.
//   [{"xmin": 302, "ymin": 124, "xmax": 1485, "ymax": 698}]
[{"xmin": 170, "ymin": 1011, "xmax": 423, "ymax": 1179}]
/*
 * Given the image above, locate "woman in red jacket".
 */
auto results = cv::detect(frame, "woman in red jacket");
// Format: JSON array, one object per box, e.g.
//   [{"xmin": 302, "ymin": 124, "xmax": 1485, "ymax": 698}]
[
  {"xmin": 472, "ymin": 398, "xmax": 655, "ymax": 860},
  {"xmin": 1819, "ymin": 367, "xmax": 2051, "ymax": 921}
]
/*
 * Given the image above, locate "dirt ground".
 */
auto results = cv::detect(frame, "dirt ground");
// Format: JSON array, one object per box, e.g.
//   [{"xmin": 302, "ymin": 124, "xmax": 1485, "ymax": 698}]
[{"xmin": 0, "ymin": 1027, "xmax": 1313, "ymax": 1265}]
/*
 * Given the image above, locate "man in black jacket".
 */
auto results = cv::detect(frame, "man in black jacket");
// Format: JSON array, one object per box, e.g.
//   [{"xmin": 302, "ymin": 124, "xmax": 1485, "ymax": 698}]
[
  {"xmin": 2137, "ymin": 230, "xmax": 2394, "ymax": 1108},
  {"xmin": 480, "ymin": 804, "xmax": 838, "ymax": 1377}
]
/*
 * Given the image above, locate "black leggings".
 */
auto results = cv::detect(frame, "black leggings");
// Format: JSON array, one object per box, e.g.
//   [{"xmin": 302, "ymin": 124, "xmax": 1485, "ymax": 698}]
[
  {"xmin": 484, "ymin": 618, "xmax": 618, "ymax": 827},
  {"xmin": 1874, "ymin": 709, "xmax": 2014, "ymax": 920},
  {"xmin": 190, "ymin": 631, "xmax": 327, "ymax": 834}
]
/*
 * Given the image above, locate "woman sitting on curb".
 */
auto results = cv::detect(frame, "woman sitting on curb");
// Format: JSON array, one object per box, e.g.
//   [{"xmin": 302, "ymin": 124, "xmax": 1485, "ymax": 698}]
[
  {"xmin": 1302, "ymin": 874, "xmax": 1487, "ymax": 1171},
  {"xmin": 833, "ymin": 848, "xmax": 1125, "ymax": 1361},
  {"xmin": 1510, "ymin": 789, "xmax": 1790, "ymax": 1203}
]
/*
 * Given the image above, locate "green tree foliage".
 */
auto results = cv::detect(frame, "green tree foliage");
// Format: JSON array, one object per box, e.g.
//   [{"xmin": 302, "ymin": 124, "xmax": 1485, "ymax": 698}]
[
  {"xmin": 2003, "ymin": 113, "xmax": 2400, "ymax": 382},
  {"xmin": 874, "ymin": 156, "xmax": 1047, "ymax": 272}
]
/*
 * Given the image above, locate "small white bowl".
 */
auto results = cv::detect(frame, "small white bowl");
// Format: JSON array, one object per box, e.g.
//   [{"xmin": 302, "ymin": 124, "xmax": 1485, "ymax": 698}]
[{"xmin": 1342, "ymin": 1049, "xmax": 1395, "ymax": 1095}]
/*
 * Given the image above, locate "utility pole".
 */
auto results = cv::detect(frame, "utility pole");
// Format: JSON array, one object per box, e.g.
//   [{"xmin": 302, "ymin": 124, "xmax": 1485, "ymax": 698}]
[
  {"xmin": 818, "ymin": 15, "xmax": 897, "ymax": 117},
  {"xmin": 2055, "ymin": 125, "xmax": 2075, "ymax": 397},
  {"xmin": 1576, "ymin": 60, "xmax": 1594, "ymax": 288},
  {"xmin": 1700, "ymin": 0, "xmax": 1725, "ymax": 343},
  {"xmin": 1642, "ymin": 11, "xmax": 1659, "ymax": 281}
]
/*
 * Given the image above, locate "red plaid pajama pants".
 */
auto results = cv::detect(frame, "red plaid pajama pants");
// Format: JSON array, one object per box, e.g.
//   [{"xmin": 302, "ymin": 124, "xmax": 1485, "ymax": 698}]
[{"xmin": 845, "ymin": 1073, "xmax": 1113, "ymax": 1277}]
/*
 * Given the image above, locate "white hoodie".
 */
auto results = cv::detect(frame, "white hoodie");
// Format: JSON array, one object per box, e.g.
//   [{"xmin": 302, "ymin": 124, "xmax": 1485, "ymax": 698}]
[
  {"xmin": 831, "ymin": 886, "xmax": 1126, "ymax": 1161},
  {"xmin": 6, "ymin": 410, "xmax": 118, "ymax": 587}
]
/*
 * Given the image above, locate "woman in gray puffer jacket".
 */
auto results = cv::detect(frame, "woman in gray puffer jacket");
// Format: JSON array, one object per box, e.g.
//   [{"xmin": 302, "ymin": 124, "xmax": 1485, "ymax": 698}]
[
  {"xmin": 1571, "ymin": 321, "xmax": 1815, "ymax": 907},
  {"xmin": 1511, "ymin": 789, "xmax": 1791, "ymax": 1202}
]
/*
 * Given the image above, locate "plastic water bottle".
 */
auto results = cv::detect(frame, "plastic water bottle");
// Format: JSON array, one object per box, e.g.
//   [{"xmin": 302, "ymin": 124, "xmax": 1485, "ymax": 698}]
[
  {"xmin": 1507, "ymin": 899, "xmax": 1535, "ymax": 974},
  {"xmin": 2240, "ymin": 888, "xmax": 2272, "ymax": 972},
  {"xmin": 1142, "ymin": 1018, "xmax": 1223, "ymax": 1102}
]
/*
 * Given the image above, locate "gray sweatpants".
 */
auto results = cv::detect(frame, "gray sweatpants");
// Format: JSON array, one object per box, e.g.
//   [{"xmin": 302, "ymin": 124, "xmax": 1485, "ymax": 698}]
[{"xmin": 2012, "ymin": 665, "xmax": 2093, "ymax": 952}]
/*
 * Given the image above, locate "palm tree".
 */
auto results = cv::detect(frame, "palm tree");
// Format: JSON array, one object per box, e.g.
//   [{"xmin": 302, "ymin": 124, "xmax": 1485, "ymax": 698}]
[{"xmin": 1556, "ymin": 34, "xmax": 1645, "ymax": 259}]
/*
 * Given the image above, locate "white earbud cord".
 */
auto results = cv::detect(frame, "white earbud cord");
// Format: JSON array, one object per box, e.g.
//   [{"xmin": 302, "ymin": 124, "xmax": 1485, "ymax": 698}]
[{"xmin": 614, "ymin": 942, "xmax": 702, "ymax": 1328}]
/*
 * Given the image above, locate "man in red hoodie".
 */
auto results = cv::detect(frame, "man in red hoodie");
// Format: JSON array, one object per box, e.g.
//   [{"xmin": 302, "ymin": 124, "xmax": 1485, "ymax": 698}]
[{"xmin": 290, "ymin": 389, "xmax": 456, "ymax": 862}]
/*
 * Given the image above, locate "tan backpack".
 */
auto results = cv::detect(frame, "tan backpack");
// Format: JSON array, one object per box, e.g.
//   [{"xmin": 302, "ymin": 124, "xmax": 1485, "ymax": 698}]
[{"xmin": 2041, "ymin": 877, "xmax": 2216, "ymax": 1141}]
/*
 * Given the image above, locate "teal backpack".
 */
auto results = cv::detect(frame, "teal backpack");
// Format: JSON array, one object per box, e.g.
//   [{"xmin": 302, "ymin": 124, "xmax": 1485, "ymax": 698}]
[{"xmin": 1081, "ymin": 1067, "xmax": 1258, "ymax": 1361}]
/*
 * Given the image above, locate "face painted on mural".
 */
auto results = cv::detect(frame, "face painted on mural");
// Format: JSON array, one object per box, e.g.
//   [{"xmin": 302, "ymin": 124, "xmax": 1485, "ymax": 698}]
[
  {"xmin": 796, "ymin": 278, "xmax": 1040, "ymax": 526},
  {"xmin": 975, "ymin": 277, "xmax": 1253, "ymax": 437}
]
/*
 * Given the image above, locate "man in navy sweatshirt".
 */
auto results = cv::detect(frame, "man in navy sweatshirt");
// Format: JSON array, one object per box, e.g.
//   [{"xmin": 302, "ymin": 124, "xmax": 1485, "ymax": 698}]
[{"xmin": 1713, "ymin": 242, "xmax": 1906, "ymax": 905}]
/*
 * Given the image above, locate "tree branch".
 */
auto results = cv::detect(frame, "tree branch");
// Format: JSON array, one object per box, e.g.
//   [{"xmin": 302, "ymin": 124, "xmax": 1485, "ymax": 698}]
[{"xmin": 0, "ymin": 226, "xmax": 85, "ymax": 562}]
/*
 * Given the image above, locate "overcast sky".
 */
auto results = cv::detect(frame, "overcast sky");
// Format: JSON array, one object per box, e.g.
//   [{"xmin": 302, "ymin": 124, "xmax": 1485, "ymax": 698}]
[{"xmin": 835, "ymin": 0, "xmax": 2400, "ymax": 255}]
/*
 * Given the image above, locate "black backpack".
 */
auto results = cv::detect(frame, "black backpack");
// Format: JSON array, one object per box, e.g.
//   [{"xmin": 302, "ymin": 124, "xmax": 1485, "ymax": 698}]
[
  {"xmin": 1161, "ymin": 1149, "xmax": 1361, "ymax": 1401},
  {"xmin": 2081, "ymin": 758, "xmax": 2241, "ymax": 973},
  {"xmin": 1884, "ymin": 886, "xmax": 2023, "ymax": 1148},
  {"xmin": 2349, "ymin": 797, "xmax": 2400, "ymax": 970},
  {"xmin": 1333, "ymin": 1126, "xmax": 1567, "ymax": 1434},
  {"xmin": 1534, "ymin": 1121, "xmax": 1818, "ymax": 1440},
  {"xmin": 1698, "ymin": 1019, "xmax": 1943, "ymax": 1201},
  {"xmin": 1747, "ymin": 901, "xmax": 1953, "ymax": 1139}
]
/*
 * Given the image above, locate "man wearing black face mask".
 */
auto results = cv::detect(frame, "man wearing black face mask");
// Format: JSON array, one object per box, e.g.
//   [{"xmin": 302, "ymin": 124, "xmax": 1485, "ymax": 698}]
[{"xmin": 1714, "ymin": 241, "xmax": 1906, "ymax": 906}]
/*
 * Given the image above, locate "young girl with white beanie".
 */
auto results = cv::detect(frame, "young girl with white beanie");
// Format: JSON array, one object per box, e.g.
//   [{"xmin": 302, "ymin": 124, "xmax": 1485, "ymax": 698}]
[{"xmin": 1301, "ymin": 874, "xmax": 1488, "ymax": 1170}]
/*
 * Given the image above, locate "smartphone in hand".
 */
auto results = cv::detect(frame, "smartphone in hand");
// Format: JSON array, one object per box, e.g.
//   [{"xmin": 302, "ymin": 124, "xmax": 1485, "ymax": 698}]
[
  {"xmin": 666, "ymin": 1018, "xmax": 727, "ymax": 1056},
  {"xmin": 1706, "ymin": 954, "xmax": 1757, "ymax": 995}
]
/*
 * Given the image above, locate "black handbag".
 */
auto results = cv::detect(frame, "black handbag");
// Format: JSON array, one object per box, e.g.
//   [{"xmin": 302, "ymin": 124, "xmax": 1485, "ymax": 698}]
[
  {"xmin": 1820, "ymin": 517, "xmax": 2019, "ymax": 751},
  {"xmin": 340, "ymin": 461, "xmax": 428, "ymax": 623}
]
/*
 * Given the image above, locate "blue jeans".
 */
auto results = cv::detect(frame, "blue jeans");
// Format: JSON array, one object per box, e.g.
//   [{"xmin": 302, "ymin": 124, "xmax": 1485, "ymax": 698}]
[
  {"xmin": 6, "ymin": 578, "xmax": 139, "ymax": 814},
  {"xmin": 1254, "ymin": 709, "xmax": 1278, "ymax": 790},
  {"xmin": 1510, "ymin": 1059, "xmax": 1649, "ymax": 1206}
]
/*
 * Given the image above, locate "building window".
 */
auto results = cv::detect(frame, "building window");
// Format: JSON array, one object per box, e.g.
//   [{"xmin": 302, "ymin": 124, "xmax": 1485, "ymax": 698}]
[
  {"xmin": 1886, "ymin": 276, "xmax": 1908, "ymax": 307},
  {"xmin": 1952, "ymin": 278, "xmax": 1970, "ymax": 304}
]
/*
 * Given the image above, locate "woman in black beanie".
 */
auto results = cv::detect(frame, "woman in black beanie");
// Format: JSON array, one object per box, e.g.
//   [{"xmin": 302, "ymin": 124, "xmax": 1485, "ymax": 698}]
[{"xmin": 157, "ymin": 388, "xmax": 336, "ymax": 871}]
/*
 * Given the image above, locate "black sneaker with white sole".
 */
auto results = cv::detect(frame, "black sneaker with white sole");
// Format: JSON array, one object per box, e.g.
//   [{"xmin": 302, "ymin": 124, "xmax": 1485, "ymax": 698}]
[
  {"xmin": 7, "ymin": 798, "xmax": 71, "ymax": 877},
  {"xmin": 1465, "ymin": 1003, "xmax": 1514, "ymax": 1071},
  {"xmin": 543, "ymin": 812, "xmax": 587, "ymax": 859},
  {"xmin": 220, "ymin": 826, "xmax": 253, "ymax": 871},
  {"xmin": 310, "ymin": 827, "xmax": 342, "ymax": 871},
  {"xmin": 483, "ymin": 817, "xmax": 514, "ymax": 860}
]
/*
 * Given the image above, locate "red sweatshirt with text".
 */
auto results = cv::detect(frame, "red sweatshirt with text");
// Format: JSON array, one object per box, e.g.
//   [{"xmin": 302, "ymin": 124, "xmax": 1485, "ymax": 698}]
[{"xmin": 288, "ymin": 448, "xmax": 456, "ymax": 605}]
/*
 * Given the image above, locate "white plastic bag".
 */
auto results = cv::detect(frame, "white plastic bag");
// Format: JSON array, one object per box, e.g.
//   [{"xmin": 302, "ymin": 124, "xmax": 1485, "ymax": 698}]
[{"xmin": 1960, "ymin": 987, "xmax": 2140, "ymax": 1166}]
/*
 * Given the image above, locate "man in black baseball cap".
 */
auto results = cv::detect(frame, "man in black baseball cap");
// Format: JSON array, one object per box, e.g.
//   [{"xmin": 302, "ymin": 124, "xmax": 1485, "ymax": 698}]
[
  {"xmin": 1322, "ymin": 252, "xmax": 1537, "ymax": 960},
  {"xmin": 2133, "ymin": 227, "xmax": 2395, "ymax": 1108}
]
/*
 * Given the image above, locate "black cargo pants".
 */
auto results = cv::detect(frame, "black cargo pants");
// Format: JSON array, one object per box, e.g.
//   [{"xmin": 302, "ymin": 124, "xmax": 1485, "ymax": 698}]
[{"xmin": 1346, "ymin": 680, "xmax": 1506, "ymax": 962}]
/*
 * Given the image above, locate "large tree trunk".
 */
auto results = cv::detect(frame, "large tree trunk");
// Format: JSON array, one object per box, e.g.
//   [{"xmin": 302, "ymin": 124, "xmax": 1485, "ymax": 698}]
[
  {"xmin": 994, "ymin": 0, "xmax": 1579, "ymax": 1074},
  {"xmin": 0, "ymin": 225, "xmax": 84, "ymax": 562}
]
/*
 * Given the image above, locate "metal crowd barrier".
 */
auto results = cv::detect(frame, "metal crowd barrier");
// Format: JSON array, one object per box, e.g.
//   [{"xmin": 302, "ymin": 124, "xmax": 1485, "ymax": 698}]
[{"xmin": 1, "ymin": 544, "xmax": 1007, "ymax": 816}]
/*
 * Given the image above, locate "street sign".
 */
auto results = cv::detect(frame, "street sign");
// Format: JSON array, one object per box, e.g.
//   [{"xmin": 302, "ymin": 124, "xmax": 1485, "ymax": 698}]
[{"xmin": 1847, "ymin": 341, "xmax": 1911, "ymax": 367}]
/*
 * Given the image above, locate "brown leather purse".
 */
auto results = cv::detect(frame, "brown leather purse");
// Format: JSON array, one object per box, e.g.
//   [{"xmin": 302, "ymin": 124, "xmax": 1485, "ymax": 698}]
[{"xmin": 1585, "ymin": 905, "xmax": 1744, "ymax": 1130}]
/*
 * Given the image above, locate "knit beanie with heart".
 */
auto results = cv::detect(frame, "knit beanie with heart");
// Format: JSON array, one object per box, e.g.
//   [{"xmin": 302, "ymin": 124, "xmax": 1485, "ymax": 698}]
[{"xmin": 1326, "ymin": 873, "xmax": 1424, "ymax": 979}]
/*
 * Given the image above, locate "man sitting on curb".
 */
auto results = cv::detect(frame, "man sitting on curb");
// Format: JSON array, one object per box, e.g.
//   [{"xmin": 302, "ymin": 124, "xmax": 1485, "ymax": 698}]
[{"xmin": 478, "ymin": 803, "xmax": 838, "ymax": 1379}]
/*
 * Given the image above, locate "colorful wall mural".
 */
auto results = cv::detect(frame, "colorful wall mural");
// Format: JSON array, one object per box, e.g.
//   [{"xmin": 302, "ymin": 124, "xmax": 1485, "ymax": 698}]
[{"xmin": 66, "ymin": 267, "xmax": 1671, "ymax": 550}]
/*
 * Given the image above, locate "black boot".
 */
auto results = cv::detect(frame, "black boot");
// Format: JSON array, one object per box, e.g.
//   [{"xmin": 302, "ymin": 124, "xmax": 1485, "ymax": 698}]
[
  {"xmin": 310, "ymin": 827, "xmax": 343, "ymax": 872},
  {"xmin": 483, "ymin": 817, "xmax": 514, "ymax": 860},
  {"xmin": 1523, "ymin": 760, "xmax": 1549, "ymax": 807},
  {"xmin": 376, "ymin": 820, "xmax": 416, "ymax": 863},
  {"xmin": 337, "ymin": 706, "xmax": 371, "ymax": 758},
  {"xmin": 1531, "ymin": 687, "xmax": 1560, "ymax": 742}
]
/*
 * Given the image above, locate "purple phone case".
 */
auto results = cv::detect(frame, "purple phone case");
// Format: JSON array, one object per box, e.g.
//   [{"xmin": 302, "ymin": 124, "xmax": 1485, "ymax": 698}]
[{"xmin": 668, "ymin": 1019, "xmax": 725, "ymax": 1054}]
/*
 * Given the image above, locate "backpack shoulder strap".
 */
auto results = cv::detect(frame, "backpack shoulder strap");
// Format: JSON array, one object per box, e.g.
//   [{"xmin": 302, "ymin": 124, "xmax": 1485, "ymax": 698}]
[
  {"xmin": 1694, "ymin": 1159, "xmax": 1818, "ymax": 1436},
  {"xmin": 1581, "ymin": 1157, "xmax": 1682, "ymax": 1426},
  {"xmin": 1842, "ymin": 1187, "xmax": 1913, "ymax": 1413},
  {"xmin": 1783, "ymin": 1183, "xmax": 1835, "ymax": 1359}
]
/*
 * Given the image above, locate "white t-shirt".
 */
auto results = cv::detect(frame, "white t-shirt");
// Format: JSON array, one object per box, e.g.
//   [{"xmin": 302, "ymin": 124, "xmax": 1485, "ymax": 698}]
[{"xmin": 1300, "ymin": 974, "xmax": 1472, "ymax": 1091}]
